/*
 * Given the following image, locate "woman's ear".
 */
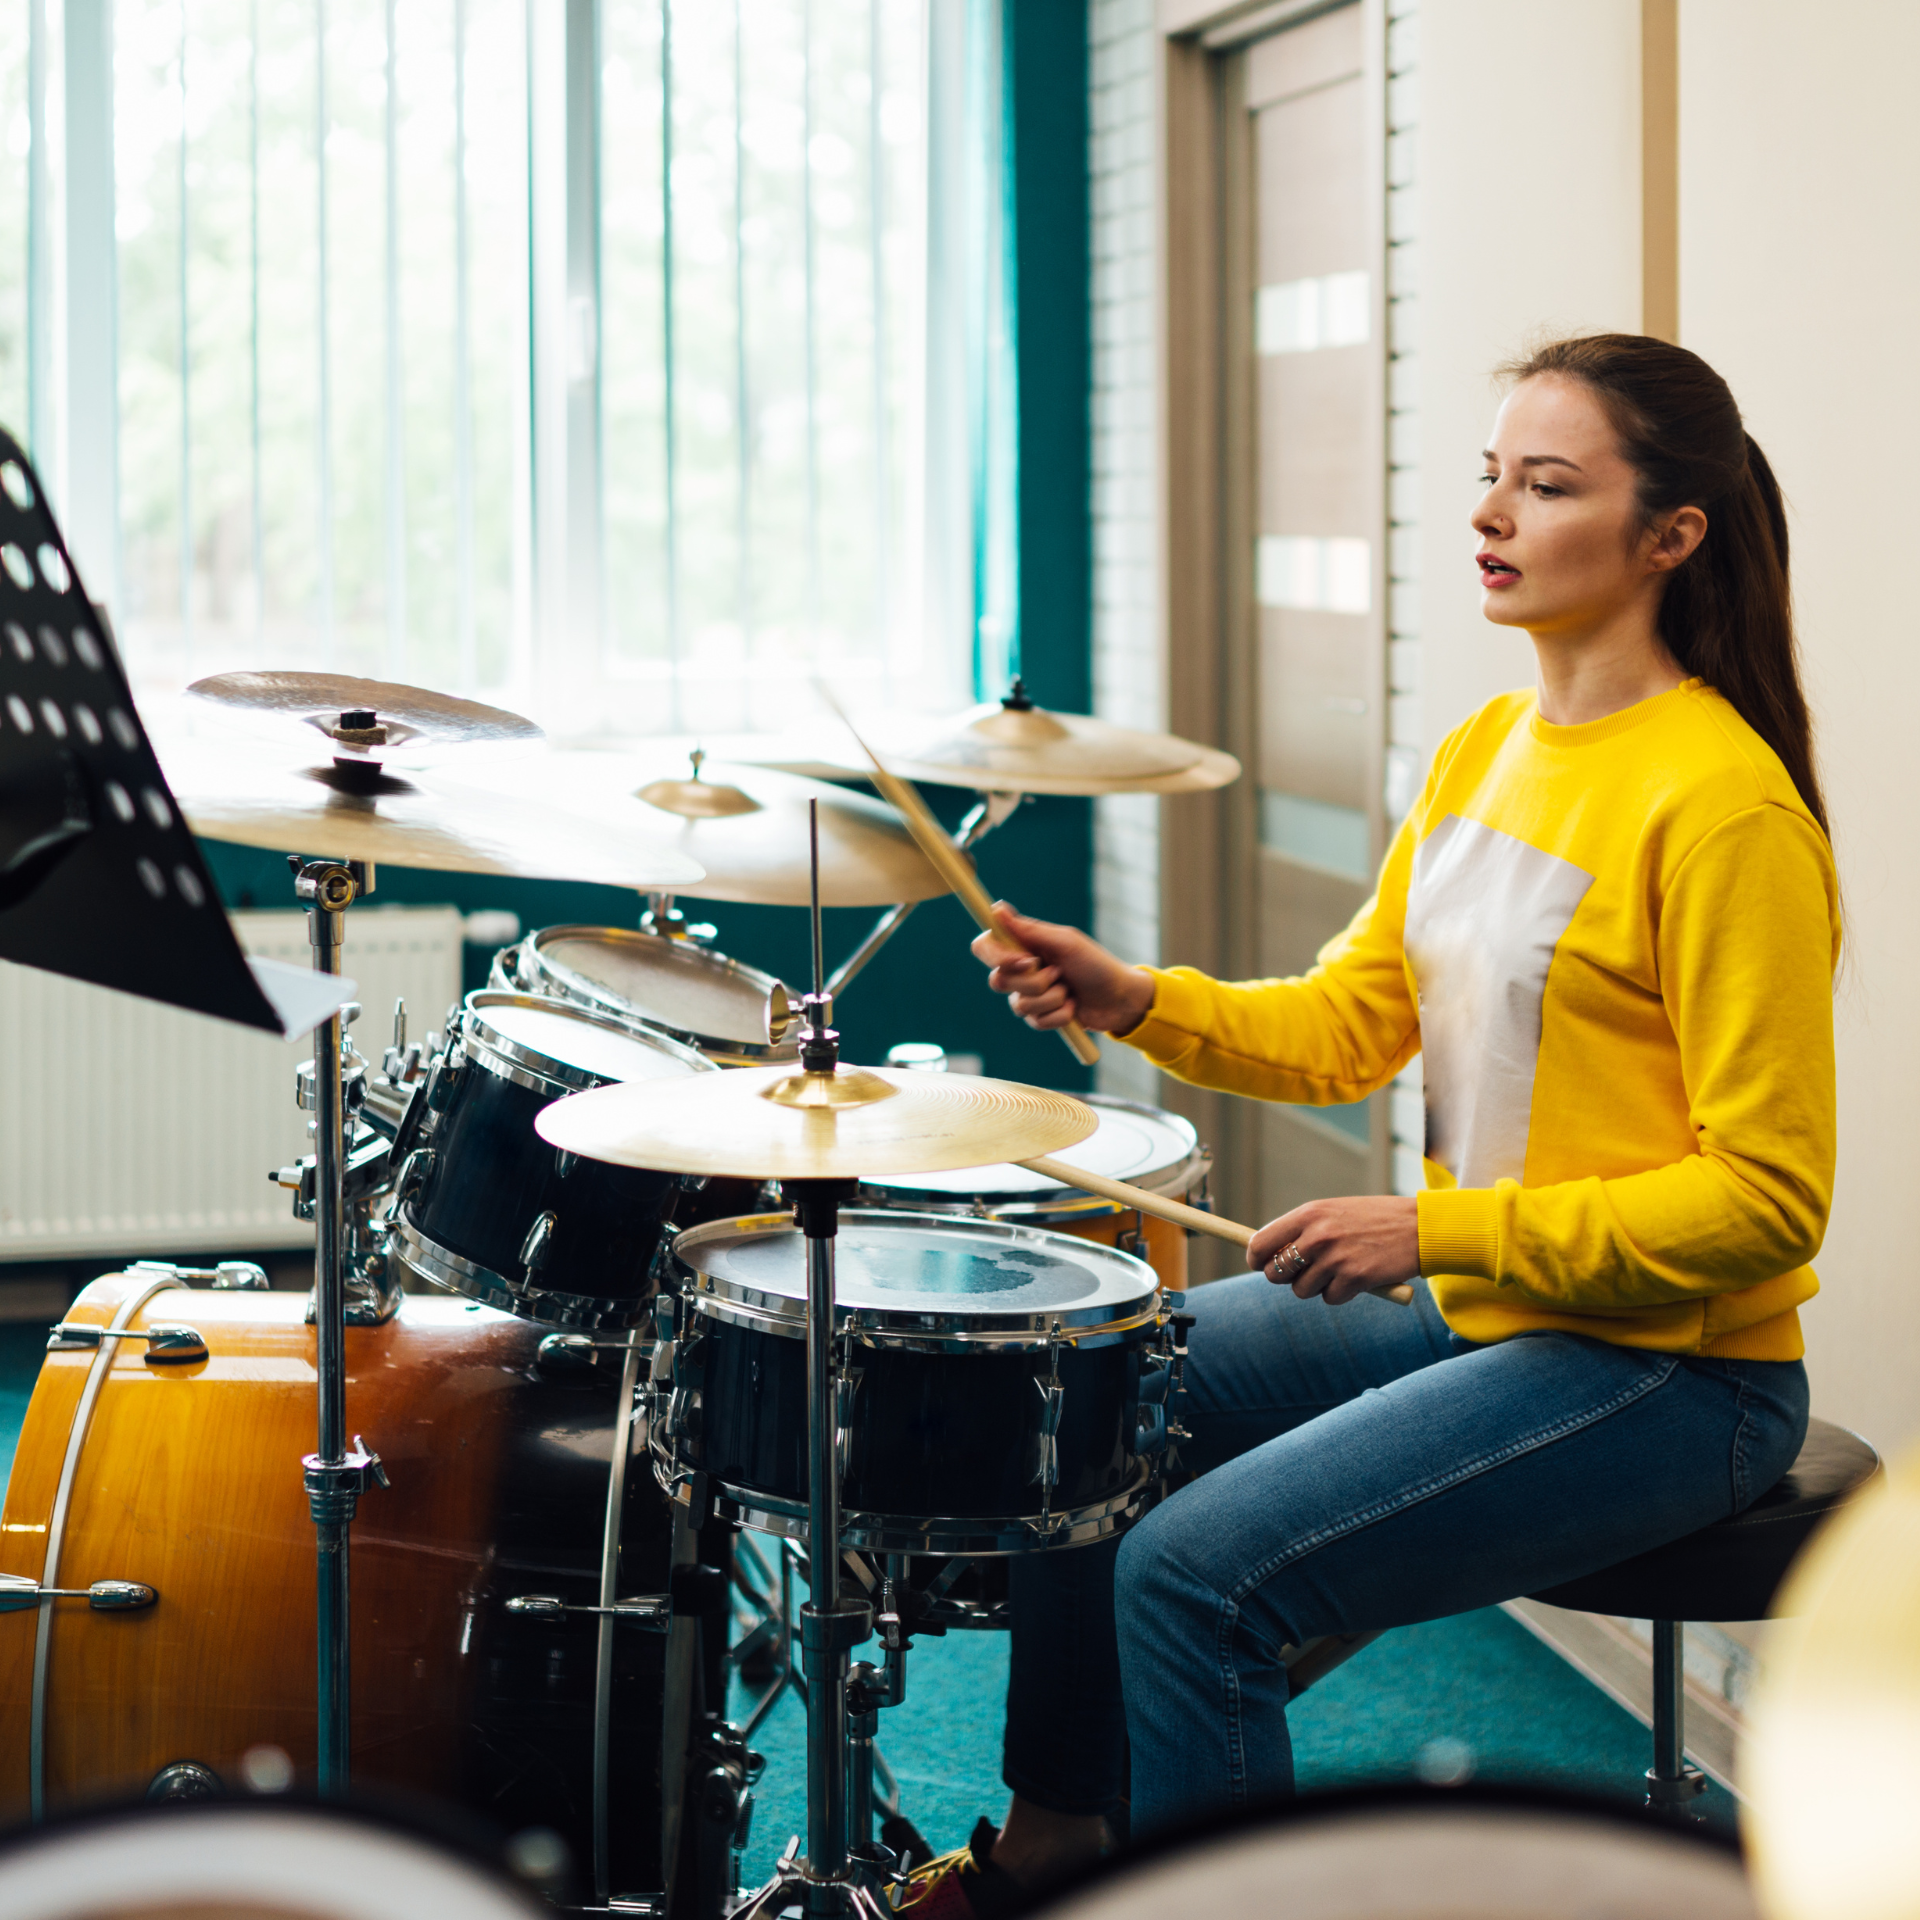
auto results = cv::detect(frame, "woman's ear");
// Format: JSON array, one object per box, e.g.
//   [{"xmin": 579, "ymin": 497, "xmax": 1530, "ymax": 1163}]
[{"xmin": 1647, "ymin": 504, "xmax": 1709, "ymax": 574}]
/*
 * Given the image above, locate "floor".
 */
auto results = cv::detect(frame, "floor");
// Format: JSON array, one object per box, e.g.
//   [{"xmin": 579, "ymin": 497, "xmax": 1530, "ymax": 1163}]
[
  {"xmin": 0, "ymin": 1299, "xmax": 1735, "ymax": 1892},
  {"xmin": 727, "ymin": 1591, "xmax": 1736, "ymax": 1888}
]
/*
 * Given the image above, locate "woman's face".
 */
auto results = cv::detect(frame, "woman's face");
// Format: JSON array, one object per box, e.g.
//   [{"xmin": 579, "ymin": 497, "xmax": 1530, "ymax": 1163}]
[{"xmin": 1473, "ymin": 374, "xmax": 1698, "ymax": 637}]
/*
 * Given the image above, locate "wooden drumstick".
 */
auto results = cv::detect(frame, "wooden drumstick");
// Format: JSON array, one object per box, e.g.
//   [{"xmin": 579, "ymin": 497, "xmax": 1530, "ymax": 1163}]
[
  {"xmin": 823, "ymin": 693, "xmax": 1102, "ymax": 1068},
  {"xmin": 1016, "ymin": 1154, "xmax": 1417, "ymax": 1305}
]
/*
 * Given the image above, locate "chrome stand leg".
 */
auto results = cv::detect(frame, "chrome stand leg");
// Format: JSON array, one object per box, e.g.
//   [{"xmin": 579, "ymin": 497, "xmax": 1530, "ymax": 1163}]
[
  {"xmin": 293, "ymin": 860, "xmax": 385, "ymax": 1801},
  {"xmin": 1644, "ymin": 1619, "xmax": 1707, "ymax": 1817}
]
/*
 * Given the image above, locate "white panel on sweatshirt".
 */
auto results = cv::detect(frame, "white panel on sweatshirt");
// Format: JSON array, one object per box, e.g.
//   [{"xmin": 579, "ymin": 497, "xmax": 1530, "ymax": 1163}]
[{"xmin": 1403, "ymin": 812, "xmax": 1594, "ymax": 1187}]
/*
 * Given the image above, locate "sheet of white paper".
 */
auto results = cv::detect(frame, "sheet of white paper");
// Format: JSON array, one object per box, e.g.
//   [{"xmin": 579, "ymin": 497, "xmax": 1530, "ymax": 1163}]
[{"xmin": 249, "ymin": 957, "xmax": 359, "ymax": 1040}]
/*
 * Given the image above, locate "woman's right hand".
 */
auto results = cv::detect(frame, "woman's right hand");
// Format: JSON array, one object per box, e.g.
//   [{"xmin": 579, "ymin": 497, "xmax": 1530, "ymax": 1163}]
[{"xmin": 971, "ymin": 905, "xmax": 1157, "ymax": 1036}]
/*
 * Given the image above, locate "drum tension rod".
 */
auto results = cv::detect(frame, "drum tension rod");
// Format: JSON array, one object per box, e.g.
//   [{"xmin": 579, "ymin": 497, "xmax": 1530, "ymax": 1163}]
[
  {"xmin": 0, "ymin": 1573, "xmax": 156, "ymax": 1612},
  {"xmin": 47, "ymin": 1322, "xmax": 208, "ymax": 1364}
]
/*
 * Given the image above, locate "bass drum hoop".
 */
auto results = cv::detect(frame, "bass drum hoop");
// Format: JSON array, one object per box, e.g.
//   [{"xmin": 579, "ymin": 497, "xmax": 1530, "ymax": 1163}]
[
  {"xmin": 695, "ymin": 1464, "xmax": 1159, "ymax": 1558},
  {"xmin": 515, "ymin": 924, "xmax": 799, "ymax": 1066},
  {"xmin": 672, "ymin": 1210, "xmax": 1162, "ymax": 1352},
  {"xmin": 390, "ymin": 1214, "xmax": 656, "ymax": 1332},
  {"xmin": 859, "ymin": 1095, "xmax": 1209, "ymax": 1227}
]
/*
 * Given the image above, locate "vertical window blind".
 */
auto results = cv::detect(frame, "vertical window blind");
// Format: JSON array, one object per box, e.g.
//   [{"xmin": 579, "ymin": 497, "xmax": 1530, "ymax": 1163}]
[{"xmin": 1, "ymin": 0, "xmax": 971, "ymax": 740}]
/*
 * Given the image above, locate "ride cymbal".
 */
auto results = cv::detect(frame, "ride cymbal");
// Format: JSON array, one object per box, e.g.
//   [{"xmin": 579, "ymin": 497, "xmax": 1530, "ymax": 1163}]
[
  {"xmin": 186, "ymin": 670, "xmax": 542, "ymax": 764},
  {"xmin": 156, "ymin": 736, "xmax": 706, "ymax": 888},
  {"xmin": 880, "ymin": 682, "xmax": 1241, "ymax": 797},
  {"xmin": 476, "ymin": 747, "xmax": 951, "ymax": 907},
  {"xmin": 535, "ymin": 1065, "xmax": 1096, "ymax": 1181}
]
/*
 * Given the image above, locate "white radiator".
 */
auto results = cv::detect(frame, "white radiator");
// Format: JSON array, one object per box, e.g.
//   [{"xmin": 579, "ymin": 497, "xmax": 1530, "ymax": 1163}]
[{"xmin": 0, "ymin": 906, "xmax": 465, "ymax": 1261}]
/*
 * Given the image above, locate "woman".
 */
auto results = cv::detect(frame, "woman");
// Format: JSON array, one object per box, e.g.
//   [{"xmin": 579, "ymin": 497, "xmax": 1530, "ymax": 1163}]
[{"xmin": 903, "ymin": 335, "xmax": 1838, "ymax": 1913}]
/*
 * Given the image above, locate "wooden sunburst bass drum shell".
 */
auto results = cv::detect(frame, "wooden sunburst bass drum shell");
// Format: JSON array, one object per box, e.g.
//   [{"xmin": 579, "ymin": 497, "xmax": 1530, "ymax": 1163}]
[{"xmin": 0, "ymin": 1270, "xmax": 692, "ymax": 1901}]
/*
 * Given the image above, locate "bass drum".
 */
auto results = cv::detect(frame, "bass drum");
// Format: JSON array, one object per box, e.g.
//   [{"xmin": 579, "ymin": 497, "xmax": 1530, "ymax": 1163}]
[{"xmin": 0, "ymin": 1269, "xmax": 747, "ymax": 1918}]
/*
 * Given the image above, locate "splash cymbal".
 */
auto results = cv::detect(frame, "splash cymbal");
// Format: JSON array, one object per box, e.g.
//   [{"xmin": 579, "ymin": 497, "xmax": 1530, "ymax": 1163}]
[
  {"xmin": 877, "ymin": 683, "xmax": 1241, "ymax": 797},
  {"xmin": 155, "ymin": 735, "xmax": 705, "ymax": 888},
  {"xmin": 535, "ymin": 1064, "xmax": 1096, "ymax": 1180},
  {"xmin": 475, "ymin": 747, "xmax": 951, "ymax": 907},
  {"xmin": 186, "ymin": 671, "xmax": 542, "ymax": 764}
]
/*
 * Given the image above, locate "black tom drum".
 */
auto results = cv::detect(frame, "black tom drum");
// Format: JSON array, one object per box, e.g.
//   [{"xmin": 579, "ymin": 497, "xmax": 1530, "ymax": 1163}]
[
  {"xmin": 391, "ymin": 991, "xmax": 714, "ymax": 1330},
  {"xmin": 661, "ymin": 1212, "xmax": 1176, "ymax": 1555}
]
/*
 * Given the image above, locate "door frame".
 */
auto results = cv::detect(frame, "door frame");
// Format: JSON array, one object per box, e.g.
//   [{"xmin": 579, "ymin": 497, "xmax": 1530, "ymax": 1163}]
[{"xmin": 1155, "ymin": 0, "xmax": 1392, "ymax": 1231}]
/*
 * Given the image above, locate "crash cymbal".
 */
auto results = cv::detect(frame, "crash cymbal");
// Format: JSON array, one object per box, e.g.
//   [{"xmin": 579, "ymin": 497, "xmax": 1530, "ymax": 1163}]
[
  {"xmin": 536, "ymin": 1064, "xmax": 1096, "ymax": 1180},
  {"xmin": 881, "ymin": 682, "xmax": 1241, "ymax": 796},
  {"xmin": 155, "ymin": 735, "xmax": 705, "ymax": 888},
  {"xmin": 1744, "ymin": 1448, "xmax": 1920, "ymax": 1920},
  {"xmin": 186, "ymin": 671, "xmax": 542, "ymax": 764},
  {"xmin": 475, "ymin": 747, "xmax": 951, "ymax": 907}
]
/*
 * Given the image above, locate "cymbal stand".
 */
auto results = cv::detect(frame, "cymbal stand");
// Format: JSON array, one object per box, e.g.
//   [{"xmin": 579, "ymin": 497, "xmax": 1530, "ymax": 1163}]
[
  {"xmin": 290, "ymin": 857, "xmax": 389, "ymax": 1800},
  {"xmin": 736, "ymin": 804, "xmax": 887, "ymax": 1918},
  {"xmin": 824, "ymin": 789, "xmax": 1021, "ymax": 999}
]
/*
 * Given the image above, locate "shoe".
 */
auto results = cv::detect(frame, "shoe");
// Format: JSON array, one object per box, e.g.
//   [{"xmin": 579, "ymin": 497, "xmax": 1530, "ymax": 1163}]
[{"xmin": 890, "ymin": 1817, "xmax": 1029, "ymax": 1918}]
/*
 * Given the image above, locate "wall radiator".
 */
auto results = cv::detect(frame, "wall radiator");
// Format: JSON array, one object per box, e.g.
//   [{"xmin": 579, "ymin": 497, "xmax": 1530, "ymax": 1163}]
[{"xmin": 0, "ymin": 906, "xmax": 464, "ymax": 1262}]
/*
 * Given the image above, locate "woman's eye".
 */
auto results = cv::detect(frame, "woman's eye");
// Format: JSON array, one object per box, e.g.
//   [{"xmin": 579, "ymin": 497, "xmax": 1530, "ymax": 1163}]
[
  {"xmin": 1478, "ymin": 472, "xmax": 1497, "ymax": 487},
  {"xmin": 1532, "ymin": 483, "xmax": 1563, "ymax": 498}
]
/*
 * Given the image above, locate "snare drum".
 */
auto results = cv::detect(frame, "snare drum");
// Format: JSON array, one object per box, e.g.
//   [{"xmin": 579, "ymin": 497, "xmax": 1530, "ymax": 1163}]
[
  {"xmin": 506, "ymin": 925, "xmax": 797, "ymax": 1067},
  {"xmin": 663, "ymin": 1212, "xmax": 1174, "ymax": 1556},
  {"xmin": 860, "ymin": 1097, "xmax": 1210, "ymax": 1292},
  {"xmin": 391, "ymin": 992, "xmax": 714, "ymax": 1330}
]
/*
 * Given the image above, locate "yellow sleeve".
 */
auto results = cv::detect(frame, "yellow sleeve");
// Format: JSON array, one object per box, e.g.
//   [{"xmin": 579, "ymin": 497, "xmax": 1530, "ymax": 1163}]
[
  {"xmin": 1118, "ymin": 811, "xmax": 1423, "ymax": 1105},
  {"xmin": 1418, "ymin": 805, "xmax": 1839, "ymax": 1307}
]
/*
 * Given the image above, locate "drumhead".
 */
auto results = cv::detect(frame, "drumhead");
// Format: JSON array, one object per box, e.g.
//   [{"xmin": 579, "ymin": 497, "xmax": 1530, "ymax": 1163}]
[
  {"xmin": 0, "ymin": 1800, "xmax": 547, "ymax": 1919},
  {"xmin": 862, "ymin": 1096, "xmax": 1203, "ymax": 1211},
  {"xmin": 675, "ymin": 1209, "xmax": 1159, "ymax": 1341},
  {"xmin": 522, "ymin": 925, "xmax": 795, "ymax": 1063},
  {"xmin": 1030, "ymin": 1786, "xmax": 1757, "ymax": 1920},
  {"xmin": 463, "ymin": 990, "xmax": 713, "ymax": 1091}
]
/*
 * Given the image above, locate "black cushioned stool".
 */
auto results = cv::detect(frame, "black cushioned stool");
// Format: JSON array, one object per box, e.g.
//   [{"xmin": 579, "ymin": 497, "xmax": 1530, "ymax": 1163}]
[{"xmin": 1526, "ymin": 1416, "xmax": 1880, "ymax": 1813}]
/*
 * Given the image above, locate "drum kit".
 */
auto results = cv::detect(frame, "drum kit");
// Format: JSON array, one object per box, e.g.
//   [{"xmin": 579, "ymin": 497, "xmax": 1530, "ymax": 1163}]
[{"xmin": 0, "ymin": 660, "xmax": 1264, "ymax": 1917}]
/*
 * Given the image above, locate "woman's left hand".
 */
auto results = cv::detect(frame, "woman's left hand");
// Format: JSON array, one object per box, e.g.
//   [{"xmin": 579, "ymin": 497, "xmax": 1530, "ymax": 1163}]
[{"xmin": 1247, "ymin": 1196, "xmax": 1421, "ymax": 1306}]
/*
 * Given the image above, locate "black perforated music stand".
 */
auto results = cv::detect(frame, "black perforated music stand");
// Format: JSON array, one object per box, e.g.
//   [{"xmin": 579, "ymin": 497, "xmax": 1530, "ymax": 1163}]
[{"xmin": 0, "ymin": 429, "xmax": 343, "ymax": 1039}]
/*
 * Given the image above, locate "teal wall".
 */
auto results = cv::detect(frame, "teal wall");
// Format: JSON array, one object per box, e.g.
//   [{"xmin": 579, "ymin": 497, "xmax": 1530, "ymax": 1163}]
[{"xmin": 201, "ymin": 0, "xmax": 1095, "ymax": 1091}]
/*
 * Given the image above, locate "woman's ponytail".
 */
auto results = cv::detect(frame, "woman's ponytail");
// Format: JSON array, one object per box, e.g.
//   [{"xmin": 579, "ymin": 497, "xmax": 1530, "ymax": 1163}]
[{"xmin": 1500, "ymin": 337, "xmax": 1830, "ymax": 836}]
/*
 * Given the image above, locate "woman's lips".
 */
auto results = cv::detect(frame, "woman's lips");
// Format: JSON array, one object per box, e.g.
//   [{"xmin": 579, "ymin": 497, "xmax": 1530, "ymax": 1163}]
[{"xmin": 1478, "ymin": 553, "xmax": 1521, "ymax": 589}]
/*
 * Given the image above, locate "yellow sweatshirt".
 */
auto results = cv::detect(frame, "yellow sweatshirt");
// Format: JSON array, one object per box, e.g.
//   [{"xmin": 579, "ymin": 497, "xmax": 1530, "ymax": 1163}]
[{"xmin": 1122, "ymin": 681, "xmax": 1838, "ymax": 1359}]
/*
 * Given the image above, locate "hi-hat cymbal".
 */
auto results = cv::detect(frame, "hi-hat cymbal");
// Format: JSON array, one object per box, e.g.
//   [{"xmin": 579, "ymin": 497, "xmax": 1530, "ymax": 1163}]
[
  {"xmin": 186, "ymin": 671, "xmax": 542, "ymax": 764},
  {"xmin": 875, "ymin": 683, "xmax": 1241, "ymax": 797},
  {"xmin": 475, "ymin": 747, "xmax": 951, "ymax": 907},
  {"xmin": 155, "ymin": 736, "xmax": 705, "ymax": 888},
  {"xmin": 1744, "ymin": 1448, "xmax": 1920, "ymax": 1920},
  {"xmin": 536, "ymin": 1064, "xmax": 1096, "ymax": 1180}
]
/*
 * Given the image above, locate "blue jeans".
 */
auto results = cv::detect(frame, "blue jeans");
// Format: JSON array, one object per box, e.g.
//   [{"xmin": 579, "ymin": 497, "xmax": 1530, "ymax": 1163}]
[{"xmin": 1003, "ymin": 1273, "xmax": 1808, "ymax": 1836}]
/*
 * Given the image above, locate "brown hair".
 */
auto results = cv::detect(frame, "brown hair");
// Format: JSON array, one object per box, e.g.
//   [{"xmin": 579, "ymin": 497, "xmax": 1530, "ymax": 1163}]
[{"xmin": 1499, "ymin": 333, "xmax": 1829, "ymax": 835}]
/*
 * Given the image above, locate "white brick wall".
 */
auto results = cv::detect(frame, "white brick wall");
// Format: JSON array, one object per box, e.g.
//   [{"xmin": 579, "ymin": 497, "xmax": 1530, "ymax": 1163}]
[
  {"xmin": 1088, "ymin": 0, "xmax": 1164, "ymax": 1105},
  {"xmin": 1384, "ymin": 0, "xmax": 1426, "ymax": 1191}
]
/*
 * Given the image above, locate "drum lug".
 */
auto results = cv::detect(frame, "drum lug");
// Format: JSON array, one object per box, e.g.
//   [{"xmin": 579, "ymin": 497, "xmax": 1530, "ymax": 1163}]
[
  {"xmin": 1030, "ymin": 1323, "xmax": 1067, "ymax": 1505},
  {"xmin": 394, "ymin": 1145, "xmax": 435, "ymax": 1204},
  {"xmin": 834, "ymin": 1367, "xmax": 863, "ymax": 1482},
  {"xmin": 47, "ymin": 1320, "xmax": 207, "ymax": 1364},
  {"xmin": 119, "ymin": 1257, "xmax": 267, "ymax": 1291},
  {"xmin": 519, "ymin": 1210, "xmax": 560, "ymax": 1278},
  {"xmin": 0, "ymin": 1570, "xmax": 158, "ymax": 1612},
  {"xmin": 504, "ymin": 1591, "xmax": 674, "ymax": 1632},
  {"xmin": 147, "ymin": 1759, "xmax": 224, "ymax": 1800}
]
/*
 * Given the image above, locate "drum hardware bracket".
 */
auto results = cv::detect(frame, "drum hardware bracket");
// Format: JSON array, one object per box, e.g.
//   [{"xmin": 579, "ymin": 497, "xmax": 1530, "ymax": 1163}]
[
  {"xmin": 504, "ymin": 1592, "xmax": 673, "ymax": 1631},
  {"xmin": 1030, "ymin": 1323, "xmax": 1067, "ymax": 1512},
  {"xmin": 519, "ymin": 1210, "xmax": 560, "ymax": 1277},
  {"xmin": 47, "ymin": 1321, "xmax": 208, "ymax": 1364},
  {"xmin": 124, "ymin": 1257, "xmax": 269, "ymax": 1292},
  {"xmin": 301, "ymin": 1435, "xmax": 389, "ymax": 1526},
  {"xmin": 0, "ymin": 1572, "xmax": 157, "ymax": 1612}
]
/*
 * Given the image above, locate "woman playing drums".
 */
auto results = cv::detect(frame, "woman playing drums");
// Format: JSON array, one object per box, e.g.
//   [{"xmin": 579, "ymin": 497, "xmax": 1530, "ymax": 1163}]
[{"xmin": 905, "ymin": 335, "xmax": 1839, "ymax": 1912}]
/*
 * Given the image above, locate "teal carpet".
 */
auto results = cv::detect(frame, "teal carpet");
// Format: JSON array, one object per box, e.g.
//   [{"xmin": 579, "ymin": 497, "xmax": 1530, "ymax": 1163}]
[
  {"xmin": 0, "ymin": 1323, "xmax": 1732, "ymax": 1887},
  {"xmin": 729, "ymin": 1602, "xmax": 1734, "ymax": 1886}
]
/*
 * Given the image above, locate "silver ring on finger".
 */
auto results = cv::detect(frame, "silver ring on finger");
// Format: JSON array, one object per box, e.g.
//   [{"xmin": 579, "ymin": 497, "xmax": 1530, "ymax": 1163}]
[{"xmin": 1268, "ymin": 1242, "xmax": 1310, "ymax": 1282}]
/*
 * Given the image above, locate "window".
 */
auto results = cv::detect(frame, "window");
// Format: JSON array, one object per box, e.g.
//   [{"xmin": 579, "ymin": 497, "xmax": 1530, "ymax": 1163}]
[{"xmin": 2, "ymin": 0, "xmax": 970, "ymax": 738}]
